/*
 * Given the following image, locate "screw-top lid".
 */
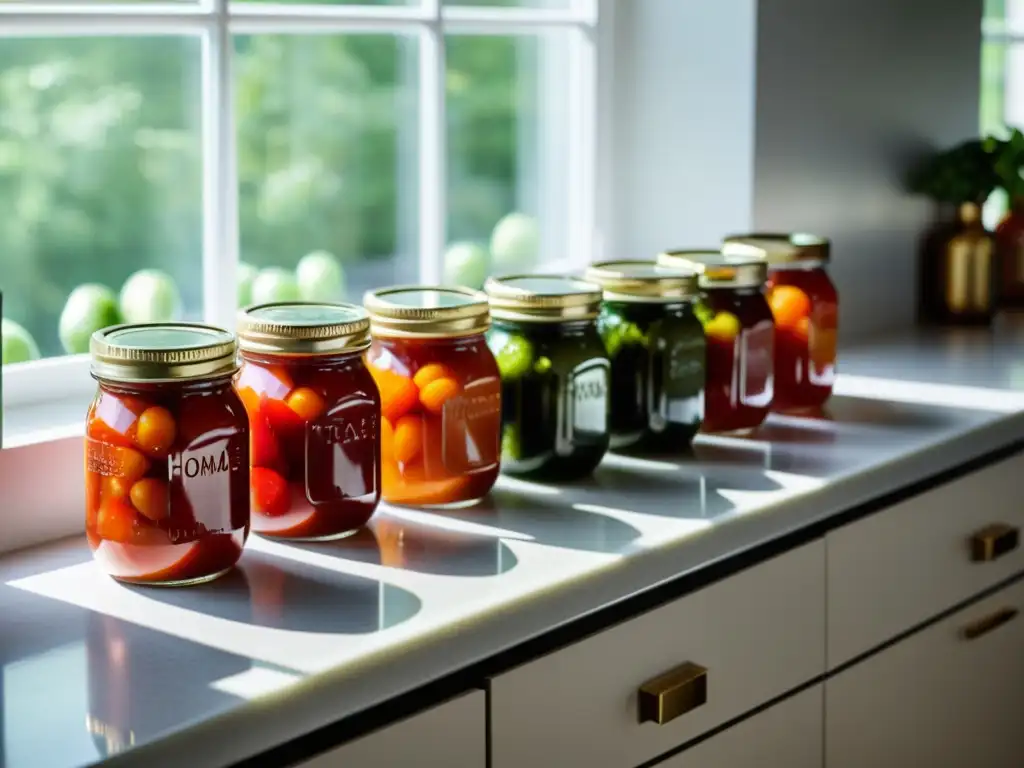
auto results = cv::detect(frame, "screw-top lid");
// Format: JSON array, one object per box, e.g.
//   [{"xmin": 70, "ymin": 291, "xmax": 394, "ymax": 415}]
[
  {"xmin": 90, "ymin": 323, "xmax": 238, "ymax": 383},
  {"xmin": 584, "ymin": 260, "xmax": 699, "ymax": 303},
  {"xmin": 722, "ymin": 233, "xmax": 830, "ymax": 265},
  {"xmin": 237, "ymin": 302, "xmax": 370, "ymax": 355},
  {"xmin": 657, "ymin": 249, "xmax": 768, "ymax": 290},
  {"xmin": 363, "ymin": 285, "xmax": 491, "ymax": 338},
  {"xmin": 484, "ymin": 275, "xmax": 603, "ymax": 322}
]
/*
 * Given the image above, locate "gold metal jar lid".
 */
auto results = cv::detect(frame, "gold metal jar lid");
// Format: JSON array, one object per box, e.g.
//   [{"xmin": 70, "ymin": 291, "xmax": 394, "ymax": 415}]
[
  {"xmin": 657, "ymin": 249, "xmax": 768, "ymax": 290},
  {"xmin": 484, "ymin": 275, "xmax": 603, "ymax": 322},
  {"xmin": 363, "ymin": 285, "xmax": 490, "ymax": 338},
  {"xmin": 90, "ymin": 323, "xmax": 238, "ymax": 383},
  {"xmin": 237, "ymin": 302, "xmax": 370, "ymax": 355},
  {"xmin": 722, "ymin": 233, "xmax": 830, "ymax": 265},
  {"xmin": 584, "ymin": 260, "xmax": 699, "ymax": 303}
]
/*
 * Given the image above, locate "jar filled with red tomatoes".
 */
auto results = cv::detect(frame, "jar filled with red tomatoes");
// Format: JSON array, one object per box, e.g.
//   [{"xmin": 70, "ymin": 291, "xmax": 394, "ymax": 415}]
[
  {"xmin": 723, "ymin": 234, "xmax": 837, "ymax": 412},
  {"xmin": 657, "ymin": 250, "xmax": 774, "ymax": 434},
  {"xmin": 85, "ymin": 324, "xmax": 249, "ymax": 585},
  {"xmin": 364, "ymin": 286, "xmax": 501, "ymax": 507},
  {"xmin": 236, "ymin": 302, "xmax": 381, "ymax": 540}
]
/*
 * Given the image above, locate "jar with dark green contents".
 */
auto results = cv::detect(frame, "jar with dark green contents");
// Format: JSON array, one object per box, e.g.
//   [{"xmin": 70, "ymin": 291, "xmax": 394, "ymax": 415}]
[
  {"xmin": 484, "ymin": 275, "xmax": 610, "ymax": 481},
  {"xmin": 585, "ymin": 260, "xmax": 706, "ymax": 453}
]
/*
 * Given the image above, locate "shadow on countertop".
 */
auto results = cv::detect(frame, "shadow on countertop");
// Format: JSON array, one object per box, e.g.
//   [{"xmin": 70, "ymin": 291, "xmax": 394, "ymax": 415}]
[
  {"xmin": 302, "ymin": 523, "xmax": 519, "ymax": 578},
  {"xmin": 128, "ymin": 548, "xmax": 421, "ymax": 635}
]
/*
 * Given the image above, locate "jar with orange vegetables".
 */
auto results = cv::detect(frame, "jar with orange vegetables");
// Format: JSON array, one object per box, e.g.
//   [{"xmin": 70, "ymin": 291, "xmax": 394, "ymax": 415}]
[
  {"xmin": 657, "ymin": 250, "xmax": 774, "ymax": 434},
  {"xmin": 363, "ymin": 286, "xmax": 501, "ymax": 507},
  {"xmin": 724, "ymin": 234, "xmax": 837, "ymax": 412},
  {"xmin": 85, "ymin": 324, "xmax": 249, "ymax": 585},
  {"xmin": 235, "ymin": 302, "xmax": 381, "ymax": 540}
]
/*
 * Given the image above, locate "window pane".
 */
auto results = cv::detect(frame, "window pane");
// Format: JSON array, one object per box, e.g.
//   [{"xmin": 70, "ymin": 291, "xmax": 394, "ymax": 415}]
[
  {"xmin": 235, "ymin": 34, "xmax": 418, "ymax": 306},
  {"xmin": 0, "ymin": 37, "xmax": 202, "ymax": 366},
  {"xmin": 444, "ymin": 32, "xmax": 570, "ymax": 290},
  {"xmin": 445, "ymin": 1, "xmax": 571, "ymax": 7},
  {"xmin": 234, "ymin": 0, "xmax": 411, "ymax": 6}
]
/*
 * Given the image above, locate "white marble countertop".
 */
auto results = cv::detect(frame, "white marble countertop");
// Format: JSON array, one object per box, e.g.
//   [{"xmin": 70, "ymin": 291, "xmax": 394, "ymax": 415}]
[{"xmin": 2, "ymin": 324, "xmax": 1024, "ymax": 768}]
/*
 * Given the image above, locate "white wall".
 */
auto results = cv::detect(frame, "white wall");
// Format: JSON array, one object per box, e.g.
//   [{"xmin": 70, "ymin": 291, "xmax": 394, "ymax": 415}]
[
  {"xmin": 752, "ymin": 0, "xmax": 983, "ymax": 339},
  {"xmin": 606, "ymin": 0, "xmax": 758, "ymax": 260},
  {"xmin": 608, "ymin": 0, "xmax": 984, "ymax": 339}
]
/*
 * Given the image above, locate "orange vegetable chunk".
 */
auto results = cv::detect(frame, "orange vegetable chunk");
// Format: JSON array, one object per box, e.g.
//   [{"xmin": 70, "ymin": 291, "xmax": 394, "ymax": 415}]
[
  {"xmin": 372, "ymin": 367, "xmax": 420, "ymax": 422},
  {"xmin": 130, "ymin": 478, "xmax": 170, "ymax": 522},
  {"xmin": 393, "ymin": 414, "xmax": 424, "ymax": 464},
  {"xmin": 413, "ymin": 363, "xmax": 454, "ymax": 390},
  {"xmin": 286, "ymin": 387, "xmax": 326, "ymax": 421},
  {"xmin": 135, "ymin": 406, "xmax": 176, "ymax": 456},
  {"xmin": 768, "ymin": 285, "xmax": 811, "ymax": 329},
  {"xmin": 419, "ymin": 377, "xmax": 460, "ymax": 415}
]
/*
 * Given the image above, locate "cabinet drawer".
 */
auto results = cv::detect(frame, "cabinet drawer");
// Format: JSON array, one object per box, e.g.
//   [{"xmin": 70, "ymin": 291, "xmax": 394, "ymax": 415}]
[
  {"xmin": 299, "ymin": 691, "xmax": 485, "ymax": 767},
  {"xmin": 827, "ymin": 576, "xmax": 1024, "ymax": 768},
  {"xmin": 827, "ymin": 453, "xmax": 1024, "ymax": 667},
  {"xmin": 652, "ymin": 686, "xmax": 823, "ymax": 768},
  {"xmin": 489, "ymin": 541, "xmax": 825, "ymax": 768}
]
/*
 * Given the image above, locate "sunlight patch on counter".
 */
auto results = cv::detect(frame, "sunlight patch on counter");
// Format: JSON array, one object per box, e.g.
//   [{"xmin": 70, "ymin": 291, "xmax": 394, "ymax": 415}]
[
  {"xmin": 210, "ymin": 666, "xmax": 302, "ymax": 700},
  {"xmin": 833, "ymin": 374, "xmax": 1024, "ymax": 413}
]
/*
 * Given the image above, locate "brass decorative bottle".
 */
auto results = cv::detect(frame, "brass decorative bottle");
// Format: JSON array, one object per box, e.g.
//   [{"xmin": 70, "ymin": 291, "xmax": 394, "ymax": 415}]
[{"xmin": 919, "ymin": 202, "xmax": 996, "ymax": 325}]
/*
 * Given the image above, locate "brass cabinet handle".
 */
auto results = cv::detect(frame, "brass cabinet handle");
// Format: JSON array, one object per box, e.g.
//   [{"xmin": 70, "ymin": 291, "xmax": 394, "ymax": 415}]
[
  {"xmin": 962, "ymin": 607, "xmax": 1018, "ymax": 641},
  {"xmin": 638, "ymin": 662, "xmax": 708, "ymax": 725},
  {"xmin": 969, "ymin": 523, "xmax": 1020, "ymax": 562}
]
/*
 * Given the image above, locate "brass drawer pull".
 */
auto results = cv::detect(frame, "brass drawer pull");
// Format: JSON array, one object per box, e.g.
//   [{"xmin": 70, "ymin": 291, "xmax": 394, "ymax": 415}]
[
  {"xmin": 962, "ymin": 607, "xmax": 1018, "ymax": 641},
  {"xmin": 969, "ymin": 523, "xmax": 1019, "ymax": 562},
  {"xmin": 638, "ymin": 662, "xmax": 707, "ymax": 725}
]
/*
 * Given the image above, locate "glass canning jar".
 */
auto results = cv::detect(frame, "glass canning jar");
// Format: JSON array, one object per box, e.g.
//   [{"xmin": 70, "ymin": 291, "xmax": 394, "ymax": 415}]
[
  {"xmin": 85, "ymin": 324, "xmax": 249, "ymax": 585},
  {"xmin": 658, "ymin": 250, "xmax": 774, "ymax": 435},
  {"xmin": 236, "ymin": 302, "xmax": 381, "ymax": 540},
  {"xmin": 364, "ymin": 286, "xmax": 501, "ymax": 507},
  {"xmin": 484, "ymin": 275, "xmax": 610, "ymax": 481},
  {"xmin": 724, "ymin": 233, "xmax": 837, "ymax": 412},
  {"xmin": 585, "ymin": 260, "xmax": 706, "ymax": 453}
]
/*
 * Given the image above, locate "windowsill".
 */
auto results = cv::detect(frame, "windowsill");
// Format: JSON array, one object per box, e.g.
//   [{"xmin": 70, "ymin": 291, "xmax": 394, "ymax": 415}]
[{"xmin": 4, "ymin": 397, "xmax": 88, "ymax": 450}]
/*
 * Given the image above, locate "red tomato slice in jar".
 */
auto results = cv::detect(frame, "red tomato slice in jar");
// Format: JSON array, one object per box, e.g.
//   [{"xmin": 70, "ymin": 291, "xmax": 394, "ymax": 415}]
[
  {"xmin": 250, "ymin": 413, "xmax": 284, "ymax": 470},
  {"xmin": 262, "ymin": 397, "xmax": 306, "ymax": 436},
  {"xmin": 251, "ymin": 467, "xmax": 291, "ymax": 517},
  {"xmin": 252, "ymin": 482, "xmax": 317, "ymax": 535}
]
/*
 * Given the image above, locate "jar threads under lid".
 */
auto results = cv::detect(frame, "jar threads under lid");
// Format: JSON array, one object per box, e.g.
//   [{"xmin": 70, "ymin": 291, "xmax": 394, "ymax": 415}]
[
  {"xmin": 657, "ymin": 249, "xmax": 768, "ymax": 290},
  {"xmin": 363, "ymin": 285, "xmax": 491, "ymax": 338},
  {"xmin": 584, "ymin": 260, "xmax": 699, "ymax": 303},
  {"xmin": 722, "ymin": 233, "xmax": 831, "ymax": 265},
  {"xmin": 237, "ymin": 301, "xmax": 371, "ymax": 355},
  {"xmin": 484, "ymin": 275, "xmax": 603, "ymax": 322},
  {"xmin": 90, "ymin": 323, "xmax": 238, "ymax": 383}
]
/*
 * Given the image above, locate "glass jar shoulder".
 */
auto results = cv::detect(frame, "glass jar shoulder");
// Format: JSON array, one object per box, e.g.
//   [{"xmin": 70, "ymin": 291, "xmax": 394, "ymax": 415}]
[
  {"xmin": 702, "ymin": 287, "xmax": 774, "ymax": 326},
  {"xmin": 487, "ymin": 319, "xmax": 606, "ymax": 379},
  {"xmin": 598, "ymin": 301, "xmax": 703, "ymax": 352},
  {"xmin": 768, "ymin": 265, "xmax": 838, "ymax": 304}
]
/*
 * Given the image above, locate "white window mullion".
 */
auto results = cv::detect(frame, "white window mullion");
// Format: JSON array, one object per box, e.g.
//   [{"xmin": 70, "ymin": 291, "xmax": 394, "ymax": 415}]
[
  {"xmin": 201, "ymin": 0, "xmax": 238, "ymax": 328},
  {"xmin": 418, "ymin": 0, "xmax": 445, "ymax": 285},
  {"xmin": 565, "ymin": 7, "xmax": 599, "ymax": 269}
]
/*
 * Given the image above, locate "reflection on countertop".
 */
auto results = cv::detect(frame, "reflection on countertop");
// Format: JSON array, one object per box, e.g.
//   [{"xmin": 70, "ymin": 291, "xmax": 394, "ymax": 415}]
[{"xmin": 3, "ymin": 333, "xmax": 1024, "ymax": 768}]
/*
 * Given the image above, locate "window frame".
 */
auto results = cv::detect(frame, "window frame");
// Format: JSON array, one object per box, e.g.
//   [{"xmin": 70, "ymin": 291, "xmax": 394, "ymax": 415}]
[{"xmin": 0, "ymin": 0, "xmax": 601, "ymax": 425}]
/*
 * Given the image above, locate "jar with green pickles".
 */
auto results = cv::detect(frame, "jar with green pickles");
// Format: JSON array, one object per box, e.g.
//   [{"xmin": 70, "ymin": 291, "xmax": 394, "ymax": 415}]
[
  {"xmin": 585, "ymin": 261, "xmax": 705, "ymax": 453},
  {"xmin": 484, "ymin": 276, "xmax": 610, "ymax": 481}
]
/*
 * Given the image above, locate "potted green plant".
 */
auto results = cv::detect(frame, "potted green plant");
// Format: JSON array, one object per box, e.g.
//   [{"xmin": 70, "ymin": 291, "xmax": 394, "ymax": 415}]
[
  {"xmin": 909, "ymin": 139, "xmax": 999, "ymax": 326},
  {"xmin": 988, "ymin": 129, "xmax": 1024, "ymax": 308}
]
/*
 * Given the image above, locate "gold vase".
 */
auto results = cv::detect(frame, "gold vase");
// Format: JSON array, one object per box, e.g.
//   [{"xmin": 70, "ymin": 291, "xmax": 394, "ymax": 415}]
[{"xmin": 919, "ymin": 202, "xmax": 996, "ymax": 326}]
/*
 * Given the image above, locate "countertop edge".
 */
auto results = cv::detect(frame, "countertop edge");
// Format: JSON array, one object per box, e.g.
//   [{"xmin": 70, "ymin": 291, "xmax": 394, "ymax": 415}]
[{"xmin": 94, "ymin": 408, "xmax": 1024, "ymax": 768}]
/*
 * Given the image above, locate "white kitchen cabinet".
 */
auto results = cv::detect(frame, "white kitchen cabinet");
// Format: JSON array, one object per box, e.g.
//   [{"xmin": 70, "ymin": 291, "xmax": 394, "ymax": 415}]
[
  {"xmin": 652, "ymin": 685, "xmax": 823, "ymax": 768},
  {"xmin": 299, "ymin": 691, "xmax": 485, "ymax": 768},
  {"xmin": 827, "ymin": 577, "xmax": 1024, "ymax": 768},
  {"xmin": 489, "ymin": 541, "xmax": 825, "ymax": 768}
]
